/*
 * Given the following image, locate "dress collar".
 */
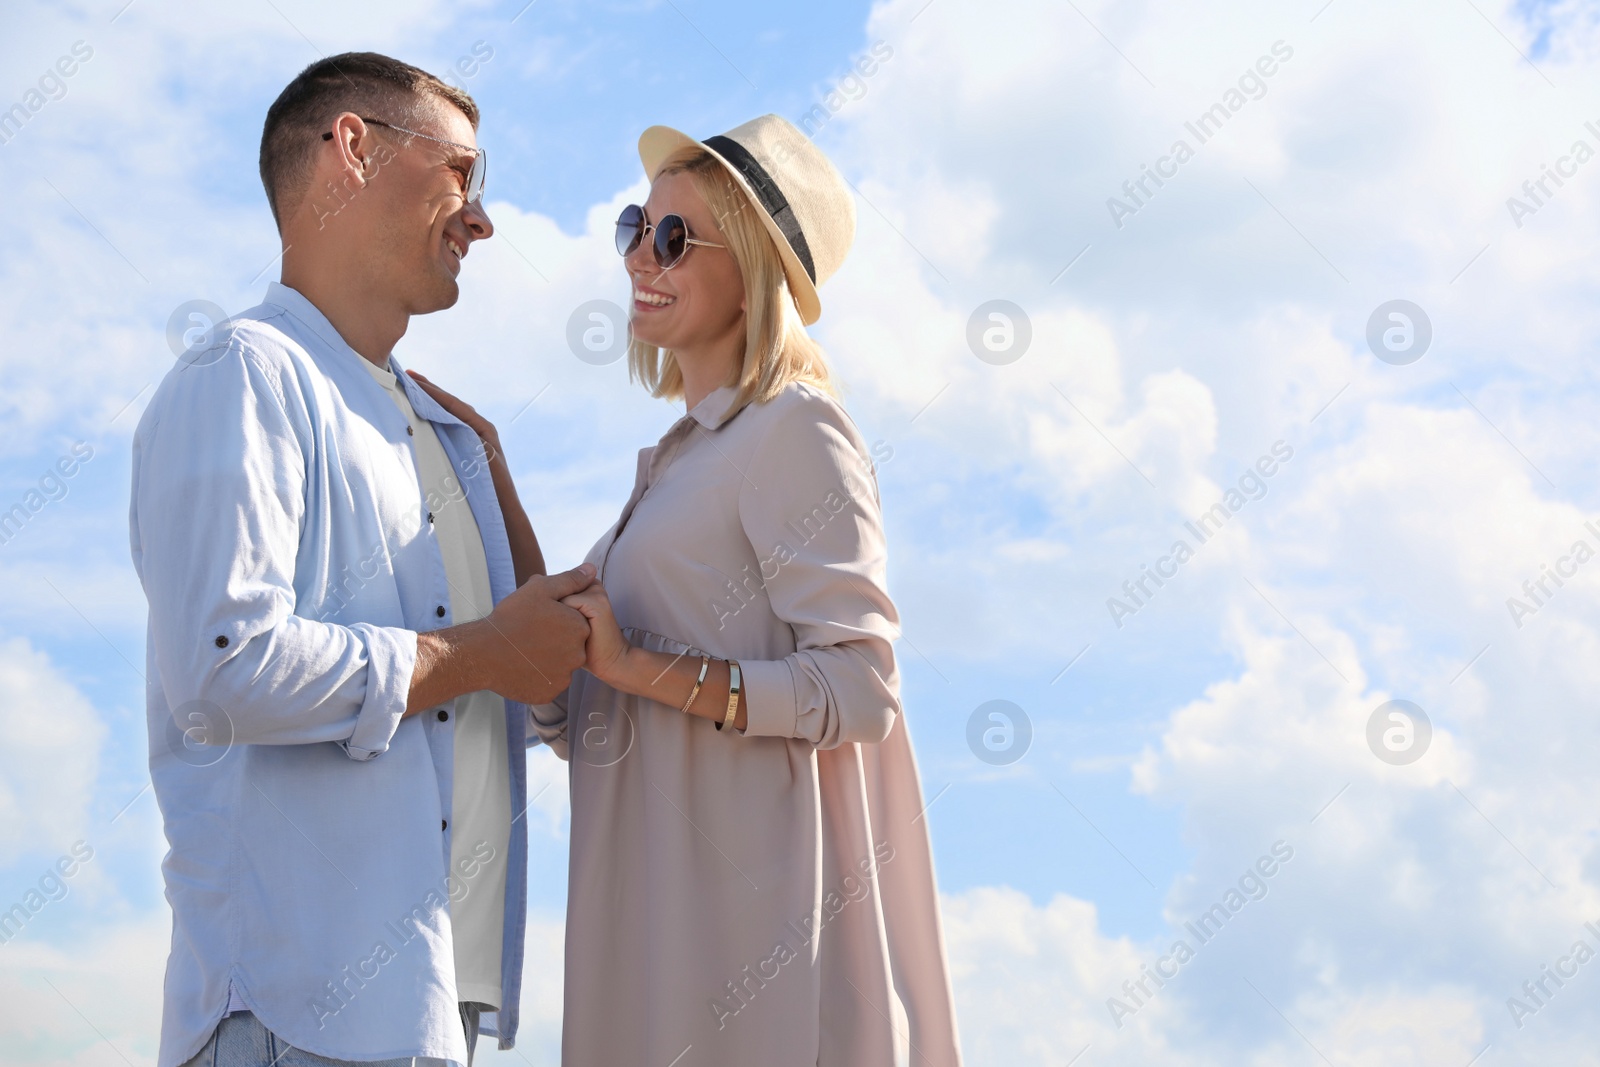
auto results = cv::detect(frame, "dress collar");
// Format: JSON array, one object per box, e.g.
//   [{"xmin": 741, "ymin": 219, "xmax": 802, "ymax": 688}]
[{"xmin": 686, "ymin": 384, "xmax": 744, "ymax": 430}]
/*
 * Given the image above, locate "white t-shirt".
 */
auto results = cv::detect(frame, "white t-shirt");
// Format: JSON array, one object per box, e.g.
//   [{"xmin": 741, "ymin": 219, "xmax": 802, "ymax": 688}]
[{"xmin": 361, "ymin": 356, "xmax": 510, "ymax": 1010}]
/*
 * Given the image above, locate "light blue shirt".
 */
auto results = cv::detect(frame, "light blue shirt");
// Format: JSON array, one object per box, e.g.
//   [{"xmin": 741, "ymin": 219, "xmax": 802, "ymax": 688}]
[{"xmin": 130, "ymin": 282, "xmax": 536, "ymax": 1067}]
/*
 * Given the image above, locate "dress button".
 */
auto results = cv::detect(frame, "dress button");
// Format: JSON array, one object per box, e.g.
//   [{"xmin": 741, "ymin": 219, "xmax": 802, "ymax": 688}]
[
  {"xmin": 406, "ymin": 425, "xmax": 415, "ymax": 436},
  {"xmin": 435, "ymin": 605, "xmax": 446, "ymax": 618},
  {"xmin": 437, "ymin": 709, "xmax": 448, "ymax": 722},
  {"xmin": 214, "ymin": 635, "xmax": 229, "ymax": 648}
]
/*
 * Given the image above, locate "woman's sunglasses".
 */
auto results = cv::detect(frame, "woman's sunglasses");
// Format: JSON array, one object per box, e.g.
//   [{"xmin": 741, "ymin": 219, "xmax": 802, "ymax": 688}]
[{"xmin": 614, "ymin": 204, "xmax": 725, "ymax": 270}]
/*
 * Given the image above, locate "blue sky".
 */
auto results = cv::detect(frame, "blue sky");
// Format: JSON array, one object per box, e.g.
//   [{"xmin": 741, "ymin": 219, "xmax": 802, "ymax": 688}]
[{"xmin": 6, "ymin": 0, "xmax": 1600, "ymax": 1063}]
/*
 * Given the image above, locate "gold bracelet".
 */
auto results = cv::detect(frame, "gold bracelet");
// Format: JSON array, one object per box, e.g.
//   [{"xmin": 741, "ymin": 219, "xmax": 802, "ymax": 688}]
[
  {"xmin": 680, "ymin": 654, "xmax": 710, "ymax": 714},
  {"xmin": 717, "ymin": 660, "xmax": 741, "ymax": 731}
]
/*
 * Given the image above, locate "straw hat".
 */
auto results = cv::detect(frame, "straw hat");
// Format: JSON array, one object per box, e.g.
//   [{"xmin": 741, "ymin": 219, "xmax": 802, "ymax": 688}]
[{"xmin": 638, "ymin": 115, "xmax": 855, "ymax": 325}]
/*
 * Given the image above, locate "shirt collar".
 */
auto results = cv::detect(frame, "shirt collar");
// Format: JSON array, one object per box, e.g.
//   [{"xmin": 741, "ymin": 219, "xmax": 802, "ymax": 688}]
[
  {"xmin": 262, "ymin": 282, "xmax": 469, "ymax": 432},
  {"xmin": 391, "ymin": 355, "xmax": 471, "ymax": 430},
  {"xmin": 687, "ymin": 384, "xmax": 744, "ymax": 430},
  {"xmin": 263, "ymin": 281, "xmax": 357, "ymax": 358},
  {"xmin": 357, "ymin": 352, "xmax": 399, "ymax": 389}
]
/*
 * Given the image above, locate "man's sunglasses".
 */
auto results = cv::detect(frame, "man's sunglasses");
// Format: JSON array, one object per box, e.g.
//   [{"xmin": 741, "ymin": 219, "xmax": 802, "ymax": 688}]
[
  {"xmin": 614, "ymin": 204, "xmax": 725, "ymax": 270},
  {"xmin": 323, "ymin": 117, "xmax": 486, "ymax": 204}
]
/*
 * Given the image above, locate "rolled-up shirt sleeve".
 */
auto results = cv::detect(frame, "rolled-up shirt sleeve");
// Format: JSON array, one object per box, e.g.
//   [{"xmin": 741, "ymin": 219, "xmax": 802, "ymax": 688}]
[
  {"xmin": 130, "ymin": 339, "xmax": 416, "ymax": 758},
  {"xmin": 734, "ymin": 393, "xmax": 901, "ymax": 748}
]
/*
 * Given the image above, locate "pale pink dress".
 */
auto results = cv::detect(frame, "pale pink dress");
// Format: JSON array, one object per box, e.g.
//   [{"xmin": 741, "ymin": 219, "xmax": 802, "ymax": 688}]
[{"xmin": 531, "ymin": 381, "xmax": 963, "ymax": 1066}]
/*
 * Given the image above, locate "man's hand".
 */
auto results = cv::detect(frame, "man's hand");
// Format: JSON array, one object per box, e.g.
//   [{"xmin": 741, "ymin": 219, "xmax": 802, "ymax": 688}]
[
  {"xmin": 478, "ymin": 565, "xmax": 596, "ymax": 703},
  {"xmin": 408, "ymin": 563, "xmax": 596, "ymax": 714}
]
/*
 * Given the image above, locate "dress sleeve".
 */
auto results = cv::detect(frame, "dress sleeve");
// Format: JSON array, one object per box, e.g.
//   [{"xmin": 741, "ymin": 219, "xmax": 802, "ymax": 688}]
[
  {"xmin": 734, "ymin": 389, "xmax": 901, "ymax": 748},
  {"xmin": 527, "ymin": 689, "xmax": 570, "ymax": 759}
]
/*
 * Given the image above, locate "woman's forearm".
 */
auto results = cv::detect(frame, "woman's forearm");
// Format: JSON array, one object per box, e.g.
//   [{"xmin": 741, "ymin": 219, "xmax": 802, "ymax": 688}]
[
  {"xmin": 609, "ymin": 646, "xmax": 747, "ymax": 731},
  {"xmin": 483, "ymin": 436, "xmax": 545, "ymax": 584}
]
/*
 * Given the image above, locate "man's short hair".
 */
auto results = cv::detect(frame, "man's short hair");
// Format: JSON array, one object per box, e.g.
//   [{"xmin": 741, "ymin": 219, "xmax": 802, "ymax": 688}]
[{"xmin": 259, "ymin": 52, "xmax": 479, "ymax": 231}]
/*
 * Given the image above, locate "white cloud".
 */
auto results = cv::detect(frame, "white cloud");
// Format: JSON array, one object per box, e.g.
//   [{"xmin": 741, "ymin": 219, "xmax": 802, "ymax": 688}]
[
  {"xmin": 524, "ymin": 745, "xmax": 570, "ymax": 837},
  {"xmin": 9, "ymin": 0, "xmax": 1600, "ymax": 1062},
  {"xmin": 0, "ymin": 639, "xmax": 104, "ymax": 857},
  {"xmin": 800, "ymin": 0, "xmax": 1600, "ymax": 1060},
  {"xmin": 0, "ymin": 912, "xmax": 170, "ymax": 1067}
]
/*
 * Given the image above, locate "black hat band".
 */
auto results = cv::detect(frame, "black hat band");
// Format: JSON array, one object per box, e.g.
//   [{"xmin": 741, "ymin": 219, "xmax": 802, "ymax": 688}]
[{"xmin": 704, "ymin": 134, "xmax": 817, "ymax": 284}]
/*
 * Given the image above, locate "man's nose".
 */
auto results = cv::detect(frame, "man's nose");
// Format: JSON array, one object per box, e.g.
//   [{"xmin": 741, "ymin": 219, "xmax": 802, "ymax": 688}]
[{"xmin": 464, "ymin": 199, "xmax": 494, "ymax": 240}]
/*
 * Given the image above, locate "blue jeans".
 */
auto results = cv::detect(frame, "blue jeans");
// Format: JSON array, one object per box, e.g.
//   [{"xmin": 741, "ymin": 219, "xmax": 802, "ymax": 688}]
[{"xmin": 181, "ymin": 1006, "xmax": 485, "ymax": 1067}]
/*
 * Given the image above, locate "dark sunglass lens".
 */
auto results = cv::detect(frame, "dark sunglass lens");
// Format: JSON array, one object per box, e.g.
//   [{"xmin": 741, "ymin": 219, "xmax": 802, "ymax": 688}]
[
  {"xmin": 656, "ymin": 214, "xmax": 688, "ymax": 268},
  {"xmin": 614, "ymin": 205, "xmax": 644, "ymax": 256}
]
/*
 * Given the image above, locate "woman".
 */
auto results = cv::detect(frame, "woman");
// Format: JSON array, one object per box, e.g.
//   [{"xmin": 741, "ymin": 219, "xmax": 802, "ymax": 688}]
[{"xmin": 425, "ymin": 115, "xmax": 962, "ymax": 1066}]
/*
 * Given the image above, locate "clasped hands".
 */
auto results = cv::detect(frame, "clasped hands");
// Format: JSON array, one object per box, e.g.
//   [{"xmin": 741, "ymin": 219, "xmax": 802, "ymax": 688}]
[
  {"xmin": 468, "ymin": 563, "xmax": 630, "ymax": 705},
  {"xmin": 481, "ymin": 571, "xmax": 743, "ymax": 728}
]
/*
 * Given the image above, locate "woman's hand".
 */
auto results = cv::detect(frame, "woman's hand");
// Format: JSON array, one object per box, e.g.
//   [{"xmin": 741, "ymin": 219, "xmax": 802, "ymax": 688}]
[
  {"xmin": 406, "ymin": 368, "xmax": 546, "ymax": 584},
  {"xmin": 556, "ymin": 583, "xmax": 745, "ymax": 726},
  {"xmin": 561, "ymin": 581, "xmax": 632, "ymax": 686},
  {"xmin": 407, "ymin": 369, "xmax": 502, "ymax": 457}
]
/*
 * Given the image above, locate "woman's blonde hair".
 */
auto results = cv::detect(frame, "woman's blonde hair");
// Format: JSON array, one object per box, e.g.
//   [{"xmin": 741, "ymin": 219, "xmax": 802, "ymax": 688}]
[{"xmin": 627, "ymin": 145, "xmax": 835, "ymax": 411}]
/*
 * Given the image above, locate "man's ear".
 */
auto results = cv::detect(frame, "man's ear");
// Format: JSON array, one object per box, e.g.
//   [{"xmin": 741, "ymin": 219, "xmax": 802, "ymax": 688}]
[{"xmin": 325, "ymin": 112, "xmax": 375, "ymax": 188}]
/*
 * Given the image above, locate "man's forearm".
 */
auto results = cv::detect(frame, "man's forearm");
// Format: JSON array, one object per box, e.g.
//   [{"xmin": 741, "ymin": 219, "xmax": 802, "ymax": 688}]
[{"xmin": 406, "ymin": 621, "xmax": 490, "ymax": 716}]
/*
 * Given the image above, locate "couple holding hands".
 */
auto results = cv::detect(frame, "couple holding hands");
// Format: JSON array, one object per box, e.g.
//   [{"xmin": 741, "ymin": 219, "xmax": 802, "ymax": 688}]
[{"xmin": 132, "ymin": 52, "xmax": 960, "ymax": 1067}]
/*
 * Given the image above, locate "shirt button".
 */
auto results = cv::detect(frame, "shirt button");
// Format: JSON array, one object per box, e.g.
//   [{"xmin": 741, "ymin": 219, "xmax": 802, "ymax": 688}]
[
  {"xmin": 435, "ymin": 605, "xmax": 446, "ymax": 618},
  {"xmin": 441, "ymin": 819, "xmax": 448, "ymax": 831},
  {"xmin": 214, "ymin": 635, "xmax": 229, "ymax": 648},
  {"xmin": 427, "ymin": 512, "xmax": 434, "ymax": 524},
  {"xmin": 437, "ymin": 709, "xmax": 449, "ymax": 722},
  {"xmin": 407, "ymin": 425, "xmax": 415, "ymax": 436}
]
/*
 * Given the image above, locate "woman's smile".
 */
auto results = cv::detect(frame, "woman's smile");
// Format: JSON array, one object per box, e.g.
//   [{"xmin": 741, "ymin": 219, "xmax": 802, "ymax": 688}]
[{"xmin": 631, "ymin": 282, "xmax": 676, "ymax": 310}]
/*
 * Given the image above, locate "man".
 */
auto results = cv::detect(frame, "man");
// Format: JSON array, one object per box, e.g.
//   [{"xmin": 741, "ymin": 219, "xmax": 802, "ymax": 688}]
[{"xmin": 130, "ymin": 52, "xmax": 589, "ymax": 1067}]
